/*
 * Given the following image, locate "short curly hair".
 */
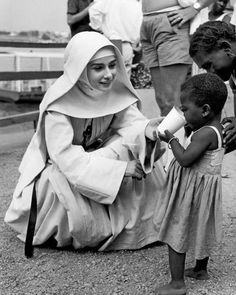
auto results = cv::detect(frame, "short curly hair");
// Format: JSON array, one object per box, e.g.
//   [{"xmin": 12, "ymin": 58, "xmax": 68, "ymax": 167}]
[
  {"xmin": 181, "ymin": 73, "xmax": 228, "ymax": 115},
  {"xmin": 189, "ymin": 21, "xmax": 236, "ymax": 57}
]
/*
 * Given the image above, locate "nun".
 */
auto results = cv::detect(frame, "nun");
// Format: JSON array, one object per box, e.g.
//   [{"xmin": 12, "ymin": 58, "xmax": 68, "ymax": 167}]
[{"xmin": 5, "ymin": 32, "xmax": 166, "ymax": 255}]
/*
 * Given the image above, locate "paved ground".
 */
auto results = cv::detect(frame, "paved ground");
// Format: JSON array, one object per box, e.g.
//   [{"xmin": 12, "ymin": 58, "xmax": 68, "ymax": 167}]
[{"xmin": 0, "ymin": 88, "xmax": 236, "ymax": 295}]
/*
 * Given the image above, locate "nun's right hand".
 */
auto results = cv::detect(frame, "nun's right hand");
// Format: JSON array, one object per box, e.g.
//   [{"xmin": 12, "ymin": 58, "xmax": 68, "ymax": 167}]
[{"xmin": 125, "ymin": 160, "xmax": 145, "ymax": 180}]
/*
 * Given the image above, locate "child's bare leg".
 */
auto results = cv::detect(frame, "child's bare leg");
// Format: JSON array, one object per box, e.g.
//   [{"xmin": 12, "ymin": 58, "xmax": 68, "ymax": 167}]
[
  {"xmin": 185, "ymin": 257, "xmax": 209, "ymax": 280},
  {"xmin": 156, "ymin": 245, "xmax": 186, "ymax": 295}
]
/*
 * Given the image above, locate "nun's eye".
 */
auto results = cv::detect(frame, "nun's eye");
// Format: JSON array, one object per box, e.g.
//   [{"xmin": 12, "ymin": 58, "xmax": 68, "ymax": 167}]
[
  {"xmin": 91, "ymin": 65, "xmax": 104, "ymax": 71},
  {"xmin": 109, "ymin": 61, "xmax": 117, "ymax": 69}
]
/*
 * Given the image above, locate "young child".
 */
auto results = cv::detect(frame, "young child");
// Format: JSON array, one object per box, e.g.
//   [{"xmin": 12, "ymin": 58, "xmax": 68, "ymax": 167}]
[{"xmin": 154, "ymin": 73, "xmax": 228, "ymax": 295}]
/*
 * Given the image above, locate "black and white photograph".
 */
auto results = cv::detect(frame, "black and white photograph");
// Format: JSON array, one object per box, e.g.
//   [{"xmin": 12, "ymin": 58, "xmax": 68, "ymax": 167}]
[{"xmin": 0, "ymin": 1, "xmax": 236, "ymax": 294}]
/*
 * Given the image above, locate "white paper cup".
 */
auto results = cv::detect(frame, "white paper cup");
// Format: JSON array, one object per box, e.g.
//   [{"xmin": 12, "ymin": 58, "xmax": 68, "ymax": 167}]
[{"xmin": 157, "ymin": 106, "xmax": 186, "ymax": 135}]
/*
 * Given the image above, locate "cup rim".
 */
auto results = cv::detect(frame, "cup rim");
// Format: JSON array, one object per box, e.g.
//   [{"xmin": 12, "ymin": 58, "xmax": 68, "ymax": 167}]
[{"xmin": 173, "ymin": 106, "xmax": 185, "ymax": 119}]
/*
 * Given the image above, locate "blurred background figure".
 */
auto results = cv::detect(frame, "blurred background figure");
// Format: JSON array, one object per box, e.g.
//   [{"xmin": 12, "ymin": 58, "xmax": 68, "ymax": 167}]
[
  {"xmin": 230, "ymin": 0, "xmax": 236, "ymax": 26},
  {"xmin": 89, "ymin": 0, "xmax": 143, "ymax": 78},
  {"xmin": 140, "ymin": 0, "xmax": 216, "ymax": 116},
  {"xmin": 67, "ymin": 0, "xmax": 95, "ymax": 37},
  {"xmin": 208, "ymin": 0, "xmax": 232, "ymax": 22},
  {"xmin": 192, "ymin": 0, "xmax": 233, "ymax": 76}
]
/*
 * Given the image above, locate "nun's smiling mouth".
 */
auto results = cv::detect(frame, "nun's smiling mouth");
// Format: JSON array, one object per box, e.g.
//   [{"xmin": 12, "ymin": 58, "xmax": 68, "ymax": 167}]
[{"xmin": 100, "ymin": 80, "xmax": 113, "ymax": 87}]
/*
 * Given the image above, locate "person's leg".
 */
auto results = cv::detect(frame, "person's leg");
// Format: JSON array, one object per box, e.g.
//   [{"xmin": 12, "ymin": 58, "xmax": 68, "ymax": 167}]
[
  {"xmin": 150, "ymin": 13, "xmax": 192, "ymax": 116},
  {"xmin": 150, "ymin": 64, "xmax": 190, "ymax": 116},
  {"xmin": 122, "ymin": 42, "xmax": 134, "ymax": 78},
  {"xmin": 140, "ymin": 14, "xmax": 191, "ymax": 116},
  {"xmin": 156, "ymin": 245, "xmax": 186, "ymax": 295},
  {"xmin": 185, "ymin": 257, "xmax": 209, "ymax": 280}
]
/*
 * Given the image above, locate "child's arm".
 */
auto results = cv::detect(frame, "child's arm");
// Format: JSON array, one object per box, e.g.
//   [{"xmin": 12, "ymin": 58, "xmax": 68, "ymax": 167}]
[{"xmin": 159, "ymin": 128, "xmax": 215, "ymax": 167}]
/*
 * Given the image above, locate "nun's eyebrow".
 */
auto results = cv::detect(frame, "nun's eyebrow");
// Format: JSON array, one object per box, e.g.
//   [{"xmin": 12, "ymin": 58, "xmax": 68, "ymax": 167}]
[{"xmin": 90, "ymin": 58, "xmax": 117, "ymax": 66}]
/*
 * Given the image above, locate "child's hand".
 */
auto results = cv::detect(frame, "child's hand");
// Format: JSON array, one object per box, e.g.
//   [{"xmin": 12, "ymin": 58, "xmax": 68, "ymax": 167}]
[
  {"xmin": 158, "ymin": 130, "xmax": 175, "ymax": 143},
  {"xmin": 222, "ymin": 116, "xmax": 236, "ymax": 146}
]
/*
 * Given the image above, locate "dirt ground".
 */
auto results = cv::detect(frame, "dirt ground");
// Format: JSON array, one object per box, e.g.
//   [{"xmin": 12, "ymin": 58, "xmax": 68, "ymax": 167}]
[{"xmin": 0, "ymin": 89, "xmax": 236, "ymax": 295}]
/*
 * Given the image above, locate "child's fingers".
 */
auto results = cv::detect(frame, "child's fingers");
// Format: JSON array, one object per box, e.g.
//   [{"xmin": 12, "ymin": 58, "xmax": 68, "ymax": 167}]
[
  {"xmin": 221, "ymin": 116, "xmax": 233, "ymax": 125},
  {"xmin": 158, "ymin": 131, "xmax": 164, "ymax": 139},
  {"xmin": 164, "ymin": 130, "xmax": 173, "ymax": 137}
]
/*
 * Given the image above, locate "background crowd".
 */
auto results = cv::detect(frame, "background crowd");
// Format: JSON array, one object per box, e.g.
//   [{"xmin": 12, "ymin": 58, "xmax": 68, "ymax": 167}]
[{"xmin": 66, "ymin": 0, "xmax": 235, "ymax": 112}]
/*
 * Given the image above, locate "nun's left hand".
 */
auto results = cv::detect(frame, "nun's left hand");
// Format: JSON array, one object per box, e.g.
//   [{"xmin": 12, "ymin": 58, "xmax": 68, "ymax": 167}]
[{"xmin": 145, "ymin": 117, "xmax": 164, "ymax": 141}]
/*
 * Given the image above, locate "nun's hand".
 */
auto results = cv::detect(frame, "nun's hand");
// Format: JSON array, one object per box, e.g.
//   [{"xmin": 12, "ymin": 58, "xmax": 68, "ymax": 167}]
[
  {"xmin": 153, "ymin": 139, "xmax": 166, "ymax": 162},
  {"xmin": 145, "ymin": 117, "xmax": 164, "ymax": 141},
  {"xmin": 125, "ymin": 160, "xmax": 145, "ymax": 180}
]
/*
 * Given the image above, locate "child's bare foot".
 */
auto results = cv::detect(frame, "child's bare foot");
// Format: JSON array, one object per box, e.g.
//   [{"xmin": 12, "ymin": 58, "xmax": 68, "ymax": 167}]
[
  {"xmin": 155, "ymin": 282, "xmax": 187, "ymax": 295},
  {"xmin": 185, "ymin": 268, "xmax": 209, "ymax": 280}
]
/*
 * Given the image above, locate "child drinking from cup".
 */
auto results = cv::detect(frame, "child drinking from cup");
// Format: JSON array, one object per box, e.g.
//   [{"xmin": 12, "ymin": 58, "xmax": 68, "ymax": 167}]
[{"xmin": 154, "ymin": 73, "xmax": 227, "ymax": 295}]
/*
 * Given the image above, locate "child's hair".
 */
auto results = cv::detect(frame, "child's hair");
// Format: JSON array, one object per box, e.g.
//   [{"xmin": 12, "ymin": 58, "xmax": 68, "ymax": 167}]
[
  {"xmin": 181, "ymin": 73, "xmax": 228, "ymax": 115},
  {"xmin": 189, "ymin": 21, "xmax": 236, "ymax": 57}
]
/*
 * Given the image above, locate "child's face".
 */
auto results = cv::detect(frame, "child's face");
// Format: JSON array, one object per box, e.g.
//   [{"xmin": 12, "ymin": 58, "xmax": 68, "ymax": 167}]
[
  {"xmin": 193, "ymin": 48, "xmax": 234, "ymax": 81},
  {"xmin": 180, "ymin": 91, "xmax": 204, "ymax": 131},
  {"xmin": 211, "ymin": 0, "xmax": 228, "ymax": 15}
]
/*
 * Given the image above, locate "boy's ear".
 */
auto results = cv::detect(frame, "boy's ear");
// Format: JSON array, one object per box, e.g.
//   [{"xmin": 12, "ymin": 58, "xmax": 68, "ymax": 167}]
[
  {"xmin": 202, "ymin": 104, "xmax": 211, "ymax": 117},
  {"xmin": 217, "ymin": 40, "xmax": 233, "ymax": 55}
]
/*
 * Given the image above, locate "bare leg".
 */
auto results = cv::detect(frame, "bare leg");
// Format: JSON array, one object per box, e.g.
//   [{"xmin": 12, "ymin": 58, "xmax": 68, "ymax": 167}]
[
  {"xmin": 150, "ymin": 64, "xmax": 190, "ymax": 116},
  {"xmin": 155, "ymin": 245, "xmax": 187, "ymax": 295},
  {"xmin": 185, "ymin": 257, "xmax": 209, "ymax": 280}
]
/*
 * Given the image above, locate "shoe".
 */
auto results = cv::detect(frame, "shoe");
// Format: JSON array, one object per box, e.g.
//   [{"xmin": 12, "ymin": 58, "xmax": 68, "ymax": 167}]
[{"xmin": 185, "ymin": 268, "xmax": 209, "ymax": 280}]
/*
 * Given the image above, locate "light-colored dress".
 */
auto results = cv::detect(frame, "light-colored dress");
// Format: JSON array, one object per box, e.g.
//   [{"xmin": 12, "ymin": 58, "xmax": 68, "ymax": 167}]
[{"xmin": 153, "ymin": 126, "xmax": 224, "ymax": 259}]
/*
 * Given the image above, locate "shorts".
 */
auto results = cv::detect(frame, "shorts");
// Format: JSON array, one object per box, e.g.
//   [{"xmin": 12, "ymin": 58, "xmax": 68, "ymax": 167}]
[{"xmin": 140, "ymin": 12, "xmax": 192, "ymax": 68}]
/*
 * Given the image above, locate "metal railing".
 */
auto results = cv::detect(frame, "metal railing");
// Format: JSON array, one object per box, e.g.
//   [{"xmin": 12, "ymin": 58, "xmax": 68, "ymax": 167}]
[{"xmin": 0, "ymin": 40, "xmax": 67, "ymax": 128}]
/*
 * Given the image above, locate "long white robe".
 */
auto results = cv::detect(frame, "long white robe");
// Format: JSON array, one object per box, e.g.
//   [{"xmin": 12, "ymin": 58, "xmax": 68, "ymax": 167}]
[{"xmin": 5, "ymin": 105, "xmax": 166, "ymax": 250}]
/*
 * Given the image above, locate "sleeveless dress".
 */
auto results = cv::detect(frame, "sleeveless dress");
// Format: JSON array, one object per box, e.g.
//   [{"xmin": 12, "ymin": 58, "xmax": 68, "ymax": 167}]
[{"xmin": 153, "ymin": 126, "xmax": 225, "ymax": 259}]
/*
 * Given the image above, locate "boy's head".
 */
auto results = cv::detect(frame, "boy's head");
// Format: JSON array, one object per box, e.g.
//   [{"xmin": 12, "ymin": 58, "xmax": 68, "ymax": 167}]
[
  {"xmin": 181, "ymin": 73, "xmax": 228, "ymax": 115},
  {"xmin": 210, "ymin": 0, "xmax": 229, "ymax": 16},
  {"xmin": 189, "ymin": 21, "xmax": 236, "ymax": 81}
]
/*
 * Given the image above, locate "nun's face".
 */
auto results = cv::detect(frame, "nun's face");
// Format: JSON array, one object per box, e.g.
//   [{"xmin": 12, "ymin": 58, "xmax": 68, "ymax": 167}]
[{"xmin": 87, "ymin": 55, "xmax": 117, "ymax": 92}]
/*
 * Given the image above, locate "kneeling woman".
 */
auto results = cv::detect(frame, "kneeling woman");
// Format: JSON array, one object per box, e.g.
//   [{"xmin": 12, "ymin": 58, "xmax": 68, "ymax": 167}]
[{"xmin": 5, "ymin": 32, "xmax": 165, "ymax": 255}]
